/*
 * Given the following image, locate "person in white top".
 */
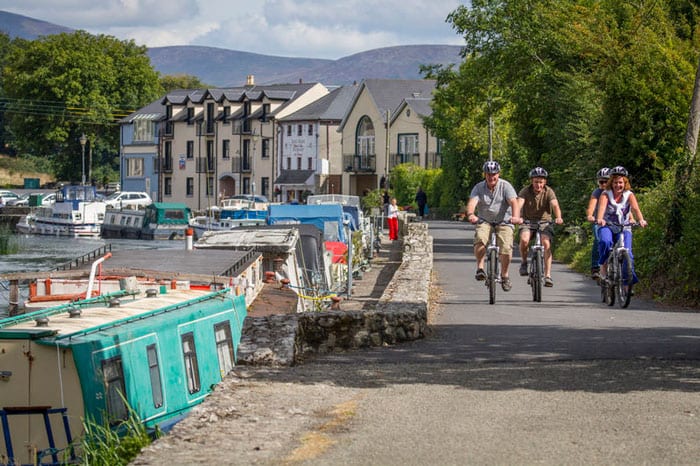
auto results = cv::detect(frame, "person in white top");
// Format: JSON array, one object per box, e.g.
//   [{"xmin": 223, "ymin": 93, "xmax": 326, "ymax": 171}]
[{"xmin": 387, "ymin": 197, "xmax": 399, "ymax": 241}]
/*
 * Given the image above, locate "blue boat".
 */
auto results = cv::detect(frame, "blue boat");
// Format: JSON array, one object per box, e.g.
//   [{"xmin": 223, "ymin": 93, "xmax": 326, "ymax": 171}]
[
  {"xmin": 268, "ymin": 204, "xmax": 347, "ymax": 243},
  {"xmin": 0, "ymin": 283, "xmax": 248, "ymax": 465}
]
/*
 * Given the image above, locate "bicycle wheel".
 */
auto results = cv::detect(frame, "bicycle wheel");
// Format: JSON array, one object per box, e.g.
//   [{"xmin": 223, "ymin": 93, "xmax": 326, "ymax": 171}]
[
  {"xmin": 487, "ymin": 248, "xmax": 498, "ymax": 305},
  {"xmin": 530, "ymin": 249, "xmax": 543, "ymax": 302},
  {"xmin": 606, "ymin": 258, "xmax": 616, "ymax": 307},
  {"xmin": 616, "ymin": 249, "xmax": 633, "ymax": 308}
]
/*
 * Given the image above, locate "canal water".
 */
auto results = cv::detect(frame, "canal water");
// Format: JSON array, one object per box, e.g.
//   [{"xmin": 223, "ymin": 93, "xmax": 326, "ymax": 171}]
[{"xmin": 0, "ymin": 234, "xmax": 186, "ymax": 316}]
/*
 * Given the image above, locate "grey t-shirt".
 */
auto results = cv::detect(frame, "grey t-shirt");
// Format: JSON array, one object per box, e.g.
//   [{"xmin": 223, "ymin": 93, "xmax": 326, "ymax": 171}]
[{"xmin": 470, "ymin": 178, "xmax": 517, "ymax": 225}]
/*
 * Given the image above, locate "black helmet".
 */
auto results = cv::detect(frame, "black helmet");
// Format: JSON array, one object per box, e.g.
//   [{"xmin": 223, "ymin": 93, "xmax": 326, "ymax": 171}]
[
  {"xmin": 482, "ymin": 160, "xmax": 501, "ymax": 174},
  {"xmin": 529, "ymin": 167, "xmax": 548, "ymax": 178},
  {"xmin": 609, "ymin": 165, "xmax": 628, "ymax": 177},
  {"xmin": 596, "ymin": 167, "xmax": 610, "ymax": 180}
]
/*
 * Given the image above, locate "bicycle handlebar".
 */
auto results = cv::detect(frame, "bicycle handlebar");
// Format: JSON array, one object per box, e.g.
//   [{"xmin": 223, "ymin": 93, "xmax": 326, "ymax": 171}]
[{"xmin": 476, "ymin": 216, "xmax": 512, "ymax": 226}]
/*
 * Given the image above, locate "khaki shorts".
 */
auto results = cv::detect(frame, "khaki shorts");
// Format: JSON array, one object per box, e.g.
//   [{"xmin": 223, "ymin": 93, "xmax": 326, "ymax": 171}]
[{"xmin": 474, "ymin": 223, "xmax": 514, "ymax": 255}]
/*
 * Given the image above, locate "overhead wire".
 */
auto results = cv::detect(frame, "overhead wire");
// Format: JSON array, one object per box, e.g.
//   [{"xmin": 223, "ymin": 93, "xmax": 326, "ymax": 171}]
[{"xmin": 0, "ymin": 96, "xmax": 136, "ymax": 125}]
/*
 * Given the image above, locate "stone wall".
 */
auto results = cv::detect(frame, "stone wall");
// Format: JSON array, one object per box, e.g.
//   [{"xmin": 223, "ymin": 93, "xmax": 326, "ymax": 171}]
[{"xmin": 238, "ymin": 220, "xmax": 433, "ymax": 366}]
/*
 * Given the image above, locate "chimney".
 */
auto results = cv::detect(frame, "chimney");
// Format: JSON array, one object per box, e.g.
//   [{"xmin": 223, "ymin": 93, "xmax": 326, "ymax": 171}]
[{"xmin": 246, "ymin": 75, "xmax": 255, "ymax": 86}]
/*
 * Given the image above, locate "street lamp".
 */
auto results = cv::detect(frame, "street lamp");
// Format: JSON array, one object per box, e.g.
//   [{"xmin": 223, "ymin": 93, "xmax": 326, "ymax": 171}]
[{"xmin": 79, "ymin": 133, "xmax": 87, "ymax": 186}]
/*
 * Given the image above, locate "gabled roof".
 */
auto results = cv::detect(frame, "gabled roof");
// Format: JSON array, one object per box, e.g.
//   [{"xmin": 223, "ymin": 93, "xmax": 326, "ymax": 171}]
[
  {"xmin": 390, "ymin": 97, "xmax": 433, "ymax": 125},
  {"xmin": 338, "ymin": 79, "xmax": 436, "ymax": 131},
  {"xmin": 279, "ymin": 86, "xmax": 356, "ymax": 122},
  {"xmin": 123, "ymin": 83, "xmax": 323, "ymax": 125}
]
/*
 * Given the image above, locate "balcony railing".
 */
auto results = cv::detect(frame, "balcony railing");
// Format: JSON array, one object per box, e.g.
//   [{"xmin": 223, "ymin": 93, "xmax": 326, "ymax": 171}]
[
  {"xmin": 389, "ymin": 153, "xmax": 420, "ymax": 170},
  {"xmin": 427, "ymin": 151, "xmax": 442, "ymax": 169},
  {"xmin": 154, "ymin": 158, "xmax": 173, "ymax": 174},
  {"xmin": 343, "ymin": 154, "xmax": 376, "ymax": 173},
  {"xmin": 196, "ymin": 157, "xmax": 215, "ymax": 173}
]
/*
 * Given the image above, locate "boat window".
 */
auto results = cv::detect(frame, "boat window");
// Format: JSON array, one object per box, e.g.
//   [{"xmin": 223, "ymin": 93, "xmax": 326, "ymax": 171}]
[
  {"xmin": 214, "ymin": 322, "xmax": 235, "ymax": 377},
  {"xmin": 164, "ymin": 210, "xmax": 185, "ymax": 220},
  {"xmin": 147, "ymin": 344, "xmax": 164, "ymax": 408},
  {"xmin": 181, "ymin": 332, "xmax": 201, "ymax": 394},
  {"xmin": 102, "ymin": 357, "xmax": 128, "ymax": 422}
]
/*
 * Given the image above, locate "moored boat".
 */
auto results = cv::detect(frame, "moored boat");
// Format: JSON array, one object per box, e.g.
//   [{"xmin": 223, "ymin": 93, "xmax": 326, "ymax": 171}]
[
  {"xmin": 101, "ymin": 203, "xmax": 191, "ymax": 240},
  {"xmin": 0, "ymin": 248, "xmax": 261, "ymax": 465},
  {"xmin": 14, "ymin": 185, "xmax": 106, "ymax": 238}
]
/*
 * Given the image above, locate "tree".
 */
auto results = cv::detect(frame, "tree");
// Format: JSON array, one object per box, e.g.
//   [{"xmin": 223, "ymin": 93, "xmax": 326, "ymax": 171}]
[
  {"xmin": 2, "ymin": 31, "xmax": 163, "ymax": 181},
  {"xmin": 161, "ymin": 74, "xmax": 209, "ymax": 93},
  {"xmin": 426, "ymin": 0, "xmax": 698, "ymax": 220}
]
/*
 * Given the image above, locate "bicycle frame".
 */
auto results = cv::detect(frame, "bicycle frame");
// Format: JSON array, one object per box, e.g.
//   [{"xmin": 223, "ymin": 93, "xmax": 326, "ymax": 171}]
[
  {"xmin": 600, "ymin": 222, "xmax": 637, "ymax": 308},
  {"xmin": 478, "ymin": 218, "xmax": 505, "ymax": 305},
  {"xmin": 524, "ymin": 221, "xmax": 550, "ymax": 302}
]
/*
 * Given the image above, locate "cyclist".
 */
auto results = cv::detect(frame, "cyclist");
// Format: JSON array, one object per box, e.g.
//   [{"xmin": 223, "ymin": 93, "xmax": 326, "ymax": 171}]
[
  {"xmin": 595, "ymin": 166, "xmax": 647, "ymax": 281},
  {"xmin": 466, "ymin": 160, "xmax": 522, "ymax": 292},
  {"xmin": 517, "ymin": 167, "xmax": 563, "ymax": 287},
  {"xmin": 585, "ymin": 167, "xmax": 610, "ymax": 280}
]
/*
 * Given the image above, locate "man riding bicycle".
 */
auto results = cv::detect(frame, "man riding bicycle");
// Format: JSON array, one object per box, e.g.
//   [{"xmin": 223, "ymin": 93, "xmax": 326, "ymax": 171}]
[
  {"xmin": 516, "ymin": 167, "xmax": 563, "ymax": 287},
  {"xmin": 466, "ymin": 161, "xmax": 522, "ymax": 292}
]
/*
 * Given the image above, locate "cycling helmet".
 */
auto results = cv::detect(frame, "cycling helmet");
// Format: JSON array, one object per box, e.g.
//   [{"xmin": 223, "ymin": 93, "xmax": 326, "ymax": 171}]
[
  {"xmin": 482, "ymin": 160, "xmax": 501, "ymax": 174},
  {"xmin": 528, "ymin": 167, "xmax": 548, "ymax": 178},
  {"xmin": 609, "ymin": 165, "xmax": 628, "ymax": 177},
  {"xmin": 596, "ymin": 167, "xmax": 610, "ymax": 180}
]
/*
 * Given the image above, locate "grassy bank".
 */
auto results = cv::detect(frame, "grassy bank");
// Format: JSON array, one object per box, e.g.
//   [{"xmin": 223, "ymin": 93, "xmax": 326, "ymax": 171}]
[{"xmin": 0, "ymin": 154, "xmax": 55, "ymax": 188}]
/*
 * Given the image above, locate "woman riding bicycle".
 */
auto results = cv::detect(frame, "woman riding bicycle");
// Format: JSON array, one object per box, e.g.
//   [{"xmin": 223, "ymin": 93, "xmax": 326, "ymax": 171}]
[
  {"xmin": 517, "ymin": 167, "xmax": 563, "ymax": 287},
  {"xmin": 595, "ymin": 166, "xmax": 647, "ymax": 281}
]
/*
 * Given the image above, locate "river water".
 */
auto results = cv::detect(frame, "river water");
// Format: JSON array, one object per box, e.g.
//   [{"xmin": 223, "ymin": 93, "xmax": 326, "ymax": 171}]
[{"xmin": 0, "ymin": 234, "xmax": 186, "ymax": 316}]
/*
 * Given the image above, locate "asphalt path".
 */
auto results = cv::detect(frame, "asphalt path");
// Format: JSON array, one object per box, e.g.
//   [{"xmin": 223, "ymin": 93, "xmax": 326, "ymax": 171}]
[
  {"xmin": 291, "ymin": 220, "xmax": 700, "ymax": 465},
  {"xmin": 138, "ymin": 220, "xmax": 700, "ymax": 465}
]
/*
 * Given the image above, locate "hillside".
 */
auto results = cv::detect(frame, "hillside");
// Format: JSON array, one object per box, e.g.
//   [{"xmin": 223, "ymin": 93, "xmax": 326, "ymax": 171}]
[{"xmin": 0, "ymin": 10, "xmax": 464, "ymax": 87}]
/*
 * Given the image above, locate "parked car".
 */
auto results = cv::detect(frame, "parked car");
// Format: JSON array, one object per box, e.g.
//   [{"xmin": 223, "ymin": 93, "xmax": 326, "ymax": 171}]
[
  {"xmin": 0, "ymin": 190, "xmax": 20, "ymax": 206},
  {"xmin": 6, "ymin": 192, "xmax": 56, "ymax": 207},
  {"xmin": 103, "ymin": 191, "xmax": 152, "ymax": 209},
  {"xmin": 6, "ymin": 193, "xmax": 31, "ymax": 206}
]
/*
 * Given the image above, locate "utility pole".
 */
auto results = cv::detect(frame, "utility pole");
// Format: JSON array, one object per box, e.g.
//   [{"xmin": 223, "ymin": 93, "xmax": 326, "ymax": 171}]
[{"xmin": 488, "ymin": 115, "xmax": 494, "ymax": 161}]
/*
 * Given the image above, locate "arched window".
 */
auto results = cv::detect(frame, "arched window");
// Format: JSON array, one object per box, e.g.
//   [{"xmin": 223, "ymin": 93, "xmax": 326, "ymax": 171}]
[{"xmin": 355, "ymin": 116, "xmax": 375, "ymax": 169}]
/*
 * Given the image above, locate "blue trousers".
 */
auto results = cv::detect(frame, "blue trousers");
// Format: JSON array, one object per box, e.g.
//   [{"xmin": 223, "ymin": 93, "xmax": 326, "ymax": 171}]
[
  {"xmin": 590, "ymin": 224, "xmax": 600, "ymax": 270},
  {"xmin": 598, "ymin": 226, "xmax": 638, "ymax": 284}
]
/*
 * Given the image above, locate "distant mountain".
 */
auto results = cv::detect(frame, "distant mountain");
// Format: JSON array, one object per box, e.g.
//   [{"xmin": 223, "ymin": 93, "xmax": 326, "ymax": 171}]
[
  {"xmin": 0, "ymin": 10, "xmax": 72, "ymax": 39},
  {"xmin": 0, "ymin": 10, "xmax": 464, "ymax": 87}
]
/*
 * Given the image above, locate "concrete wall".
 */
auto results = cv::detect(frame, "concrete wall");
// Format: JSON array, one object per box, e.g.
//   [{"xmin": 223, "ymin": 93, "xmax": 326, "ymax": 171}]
[{"xmin": 237, "ymin": 220, "xmax": 432, "ymax": 366}]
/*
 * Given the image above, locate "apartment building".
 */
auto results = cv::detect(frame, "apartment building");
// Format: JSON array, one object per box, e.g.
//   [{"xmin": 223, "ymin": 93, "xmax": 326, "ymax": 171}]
[
  {"xmin": 119, "ymin": 77, "xmax": 328, "ymax": 209},
  {"xmin": 337, "ymin": 79, "xmax": 441, "ymax": 195},
  {"xmin": 275, "ymin": 85, "xmax": 355, "ymax": 202},
  {"xmin": 119, "ymin": 78, "xmax": 441, "ymax": 209}
]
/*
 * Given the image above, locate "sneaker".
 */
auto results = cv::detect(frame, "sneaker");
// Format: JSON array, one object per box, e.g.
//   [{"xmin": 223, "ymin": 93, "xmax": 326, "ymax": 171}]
[
  {"xmin": 475, "ymin": 268, "xmax": 486, "ymax": 281},
  {"xmin": 501, "ymin": 277, "xmax": 512, "ymax": 292},
  {"xmin": 591, "ymin": 268, "xmax": 600, "ymax": 280},
  {"xmin": 544, "ymin": 276, "xmax": 554, "ymax": 287},
  {"xmin": 519, "ymin": 262, "xmax": 528, "ymax": 276}
]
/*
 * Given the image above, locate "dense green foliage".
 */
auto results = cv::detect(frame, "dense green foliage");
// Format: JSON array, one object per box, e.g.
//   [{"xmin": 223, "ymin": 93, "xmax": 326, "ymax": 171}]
[
  {"xmin": 425, "ymin": 0, "xmax": 698, "ymax": 219},
  {"xmin": 422, "ymin": 0, "xmax": 700, "ymax": 305},
  {"xmin": 1, "ymin": 31, "xmax": 163, "ymax": 182},
  {"xmin": 160, "ymin": 74, "xmax": 209, "ymax": 92}
]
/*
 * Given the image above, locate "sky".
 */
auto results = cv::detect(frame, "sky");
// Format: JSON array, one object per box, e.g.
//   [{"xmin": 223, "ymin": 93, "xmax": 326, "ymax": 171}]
[{"xmin": 0, "ymin": 0, "xmax": 467, "ymax": 59}]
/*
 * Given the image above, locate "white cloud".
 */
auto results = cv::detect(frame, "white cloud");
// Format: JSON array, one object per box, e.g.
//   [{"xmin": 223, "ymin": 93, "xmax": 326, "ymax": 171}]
[{"xmin": 1, "ymin": 0, "xmax": 465, "ymax": 58}]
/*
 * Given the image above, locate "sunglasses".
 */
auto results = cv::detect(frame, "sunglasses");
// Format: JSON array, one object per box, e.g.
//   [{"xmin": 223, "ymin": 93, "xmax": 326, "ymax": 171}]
[{"xmin": 598, "ymin": 179, "xmax": 608, "ymax": 184}]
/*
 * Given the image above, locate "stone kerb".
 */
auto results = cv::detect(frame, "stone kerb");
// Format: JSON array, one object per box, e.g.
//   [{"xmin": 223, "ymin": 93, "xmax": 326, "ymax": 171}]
[{"xmin": 237, "ymin": 221, "xmax": 433, "ymax": 366}]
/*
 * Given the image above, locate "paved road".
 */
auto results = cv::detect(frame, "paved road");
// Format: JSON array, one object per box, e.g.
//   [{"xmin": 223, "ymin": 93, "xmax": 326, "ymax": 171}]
[
  {"xmin": 135, "ymin": 220, "xmax": 700, "ymax": 465},
  {"xmin": 299, "ymin": 221, "xmax": 700, "ymax": 465}
]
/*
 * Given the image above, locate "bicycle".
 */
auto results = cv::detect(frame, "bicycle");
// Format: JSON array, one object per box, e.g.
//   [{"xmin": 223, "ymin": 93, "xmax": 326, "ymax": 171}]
[
  {"xmin": 522, "ymin": 220, "xmax": 552, "ymax": 302},
  {"xmin": 599, "ymin": 221, "xmax": 639, "ymax": 308},
  {"xmin": 478, "ymin": 218, "xmax": 509, "ymax": 305}
]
